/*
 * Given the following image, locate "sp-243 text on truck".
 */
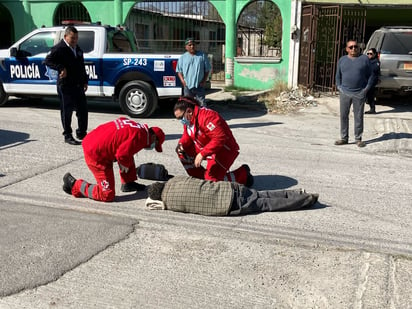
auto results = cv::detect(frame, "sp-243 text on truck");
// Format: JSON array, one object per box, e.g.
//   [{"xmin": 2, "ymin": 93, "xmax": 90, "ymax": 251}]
[{"xmin": 0, "ymin": 24, "xmax": 182, "ymax": 117}]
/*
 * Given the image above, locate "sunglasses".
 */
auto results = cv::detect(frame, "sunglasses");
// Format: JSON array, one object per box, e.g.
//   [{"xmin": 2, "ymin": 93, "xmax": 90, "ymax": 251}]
[
  {"xmin": 347, "ymin": 45, "xmax": 359, "ymax": 50},
  {"xmin": 366, "ymin": 52, "xmax": 373, "ymax": 55}
]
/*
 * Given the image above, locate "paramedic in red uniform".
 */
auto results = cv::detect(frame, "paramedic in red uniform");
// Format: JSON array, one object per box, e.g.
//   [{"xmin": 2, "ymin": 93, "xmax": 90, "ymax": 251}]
[
  {"xmin": 62, "ymin": 117, "xmax": 165, "ymax": 202},
  {"xmin": 173, "ymin": 97, "xmax": 253, "ymax": 186}
]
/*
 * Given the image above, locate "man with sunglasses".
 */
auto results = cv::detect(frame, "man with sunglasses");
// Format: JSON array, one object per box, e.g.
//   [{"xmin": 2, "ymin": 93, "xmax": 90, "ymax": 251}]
[{"xmin": 335, "ymin": 40, "xmax": 374, "ymax": 148}]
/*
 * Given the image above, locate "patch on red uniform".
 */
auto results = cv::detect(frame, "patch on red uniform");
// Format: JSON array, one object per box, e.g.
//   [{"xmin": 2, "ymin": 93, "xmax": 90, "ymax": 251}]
[
  {"xmin": 206, "ymin": 122, "xmax": 216, "ymax": 131},
  {"xmin": 101, "ymin": 179, "xmax": 110, "ymax": 191}
]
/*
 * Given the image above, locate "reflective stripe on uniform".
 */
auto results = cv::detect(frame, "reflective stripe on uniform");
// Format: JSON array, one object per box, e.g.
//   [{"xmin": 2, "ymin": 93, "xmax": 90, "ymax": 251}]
[
  {"xmin": 88, "ymin": 184, "xmax": 95, "ymax": 199},
  {"xmin": 80, "ymin": 181, "xmax": 88, "ymax": 197}
]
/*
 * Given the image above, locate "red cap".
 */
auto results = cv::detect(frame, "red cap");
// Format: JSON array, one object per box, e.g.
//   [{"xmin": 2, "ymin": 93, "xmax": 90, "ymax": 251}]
[{"xmin": 151, "ymin": 127, "xmax": 165, "ymax": 152}]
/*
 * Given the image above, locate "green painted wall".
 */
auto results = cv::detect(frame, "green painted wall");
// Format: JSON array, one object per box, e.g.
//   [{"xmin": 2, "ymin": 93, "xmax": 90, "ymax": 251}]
[
  {"xmin": 2, "ymin": 0, "xmax": 136, "ymax": 40},
  {"xmin": 232, "ymin": 0, "xmax": 291, "ymax": 90}
]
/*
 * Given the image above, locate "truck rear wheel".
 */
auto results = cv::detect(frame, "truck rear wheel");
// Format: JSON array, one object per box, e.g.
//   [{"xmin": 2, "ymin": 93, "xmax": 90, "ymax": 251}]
[
  {"xmin": 119, "ymin": 81, "xmax": 158, "ymax": 118},
  {"xmin": 0, "ymin": 82, "xmax": 8, "ymax": 106}
]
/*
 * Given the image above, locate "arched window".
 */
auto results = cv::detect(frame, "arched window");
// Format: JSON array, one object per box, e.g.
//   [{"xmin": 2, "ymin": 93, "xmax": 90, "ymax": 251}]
[
  {"xmin": 237, "ymin": 0, "xmax": 282, "ymax": 58},
  {"xmin": 53, "ymin": 1, "xmax": 91, "ymax": 26}
]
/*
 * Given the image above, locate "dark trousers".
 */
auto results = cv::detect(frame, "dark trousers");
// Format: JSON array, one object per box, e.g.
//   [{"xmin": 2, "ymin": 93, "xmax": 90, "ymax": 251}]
[
  {"xmin": 366, "ymin": 87, "xmax": 376, "ymax": 111},
  {"xmin": 339, "ymin": 91, "xmax": 365, "ymax": 141},
  {"xmin": 58, "ymin": 84, "xmax": 88, "ymax": 139},
  {"xmin": 229, "ymin": 184, "xmax": 315, "ymax": 215}
]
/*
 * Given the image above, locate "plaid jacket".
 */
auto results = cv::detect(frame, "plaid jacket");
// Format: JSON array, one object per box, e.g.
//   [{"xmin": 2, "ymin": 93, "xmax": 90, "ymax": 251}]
[{"xmin": 161, "ymin": 176, "xmax": 233, "ymax": 216}]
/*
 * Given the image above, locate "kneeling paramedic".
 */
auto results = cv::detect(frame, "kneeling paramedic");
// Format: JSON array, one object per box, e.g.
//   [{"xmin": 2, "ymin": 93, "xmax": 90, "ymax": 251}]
[{"xmin": 62, "ymin": 117, "xmax": 165, "ymax": 202}]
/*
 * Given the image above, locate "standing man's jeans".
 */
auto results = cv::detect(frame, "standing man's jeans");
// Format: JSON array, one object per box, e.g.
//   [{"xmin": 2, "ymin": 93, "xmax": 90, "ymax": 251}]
[
  {"xmin": 339, "ymin": 90, "xmax": 366, "ymax": 141},
  {"xmin": 184, "ymin": 86, "xmax": 206, "ymax": 107}
]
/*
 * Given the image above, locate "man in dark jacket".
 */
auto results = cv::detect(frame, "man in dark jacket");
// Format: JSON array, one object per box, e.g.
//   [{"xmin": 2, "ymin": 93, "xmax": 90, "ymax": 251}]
[
  {"xmin": 45, "ymin": 26, "xmax": 88, "ymax": 145},
  {"xmin": 146, "ymin": 176, "xmax": 319, "ymax": 216},
  {"xmin": 365, "ymin": 48, "xmax": 380, "ymax": 114}
]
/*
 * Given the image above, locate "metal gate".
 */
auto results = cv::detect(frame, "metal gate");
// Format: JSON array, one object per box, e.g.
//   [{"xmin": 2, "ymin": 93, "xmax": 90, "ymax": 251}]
[
  {"xmin": 125, "ymin": 1, "xmax": 225, "ymax": 82},
  {"xmin": 298, "ymin": 4, "xmax": 366, "ymax": 92},
  {"xmin": 53, "ymin": 1, "xmax": 91, "ymax": 26}
]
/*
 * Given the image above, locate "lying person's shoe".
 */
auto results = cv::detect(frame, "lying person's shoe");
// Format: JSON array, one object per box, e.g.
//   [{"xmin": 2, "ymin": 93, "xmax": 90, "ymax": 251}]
[
  {"xmin": 121, "ymin": 182, "xmax": 146, "ymax": 192},
  {"xmin": 63, "ymin": 172, "xmax": 77, "ymax": 195},
  {"xmin": 334, "ymin": 139, "xmax": 348, "ymax": 145},
  {"xmin": 311, "ymin": 193, "xmax": 319, "ymax": 205}
]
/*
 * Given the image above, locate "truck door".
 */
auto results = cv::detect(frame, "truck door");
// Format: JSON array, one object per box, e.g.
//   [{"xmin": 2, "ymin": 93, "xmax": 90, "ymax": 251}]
[
  {"xmin": 5, "ymin": 31, "xmax": 58, "ymax": 95},
  {"xmin": 77, "ymin": 30, "xmax": 103, "ymax": 96}
]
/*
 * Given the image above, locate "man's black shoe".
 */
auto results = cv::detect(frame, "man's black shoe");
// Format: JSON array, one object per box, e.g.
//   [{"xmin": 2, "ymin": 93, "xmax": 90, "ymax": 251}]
[
  {"xmin": 76, "ymin": 132, "xmax": 87, "ymax": 140},
  {"xmin": 365, "ymin": 110, "xmax": 376, "ymax": 114},
  {"xmin": 121, "ymin": 182, "xmax": 146, "ymax": 192},
  {"xmin": 65, "ymin": 136, "xmax": 81, "ymax": 145},
  {"xmin": 63, "ymin": 172, "xmax": 77, "ymax": 195}
]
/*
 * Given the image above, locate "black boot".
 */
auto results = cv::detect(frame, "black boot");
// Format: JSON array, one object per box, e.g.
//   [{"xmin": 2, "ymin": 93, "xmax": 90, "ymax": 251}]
[
  {"xmin": 63, "ymin": 173, "xmax": 76, "ymax": 194},
  {"xmin": 121, "ymin": 182, "xmax": 146, "ymax": 192}
]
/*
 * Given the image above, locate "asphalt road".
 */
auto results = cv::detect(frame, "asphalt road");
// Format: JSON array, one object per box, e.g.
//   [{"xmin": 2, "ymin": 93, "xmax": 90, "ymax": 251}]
[{"xmin": 0, "ymin": 91, "xmax": 411, "ymax": 308}]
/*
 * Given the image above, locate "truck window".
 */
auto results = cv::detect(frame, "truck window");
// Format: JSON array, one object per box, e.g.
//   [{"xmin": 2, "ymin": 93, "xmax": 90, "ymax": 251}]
[
  {"xmin": 19, "ymin": 31, "xmax": 57, "ymax": 56},
  {"xmin": 109, "ymin": 32, "xmax": 133, "ymax": 52},
  {"xmin": 78, "ymin": 31, "xmax": 95, "ymax": 53}
]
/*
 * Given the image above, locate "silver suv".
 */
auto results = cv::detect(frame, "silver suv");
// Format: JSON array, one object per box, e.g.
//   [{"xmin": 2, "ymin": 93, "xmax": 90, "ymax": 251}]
[{"xmin": 365, "ymin": 26, "xmax": 412, "ymax": 97}]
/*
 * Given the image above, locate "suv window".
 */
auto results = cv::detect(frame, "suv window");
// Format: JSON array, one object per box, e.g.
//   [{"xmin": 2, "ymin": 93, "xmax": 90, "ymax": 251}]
[{"xmin": 381, "ymin": 32, "xmax": 412, "ymax": 55}]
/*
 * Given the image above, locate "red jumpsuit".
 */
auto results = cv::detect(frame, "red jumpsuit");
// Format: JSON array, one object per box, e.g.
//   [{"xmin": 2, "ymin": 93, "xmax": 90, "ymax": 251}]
[
  {"xmin": 71, "ymin": 117, "xmax": 152, "ymax": 202},
  {"xmin": 178, "ymin": 106, "xmax": 248, "ymax": 184}
]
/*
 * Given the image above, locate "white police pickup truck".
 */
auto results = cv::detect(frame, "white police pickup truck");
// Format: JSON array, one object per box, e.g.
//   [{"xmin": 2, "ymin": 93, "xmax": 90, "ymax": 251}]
[{"xmin": 0, "ymin": 23, "xmax": 182, "ymax": 117}]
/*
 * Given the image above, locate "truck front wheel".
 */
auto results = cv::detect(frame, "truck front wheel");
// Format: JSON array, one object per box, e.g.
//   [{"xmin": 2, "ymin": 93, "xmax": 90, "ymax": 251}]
[
  {"xmin": 119, "ymin": 81, "xmax": 158, "ymax": 118},
  {"xmin": 0, "ymin": 82, "xmax": 8, "ymax": 106}
]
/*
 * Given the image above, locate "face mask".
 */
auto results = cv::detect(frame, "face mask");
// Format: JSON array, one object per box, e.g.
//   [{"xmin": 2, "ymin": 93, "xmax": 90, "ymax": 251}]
[{"xmin": 180, "ymin": 117, "xmax": 190, "ymax": 126}]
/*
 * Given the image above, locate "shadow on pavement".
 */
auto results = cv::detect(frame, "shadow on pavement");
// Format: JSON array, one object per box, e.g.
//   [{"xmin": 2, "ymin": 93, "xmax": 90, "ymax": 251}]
[
  {"xmin": 0, "ymin": 129, "xmax": 31, "ymax": 149},
  {"xmin": 4, "ymin": 86, "xmax": 268, "ymax": 121},
  {"xmin": 365, "ymin": 132, "xmax": 412, "ymax": 145},
  {"xmin": 229, "ymin": 121, "xmax": 281, "ymax": 129},
  {"xmin": 375, "ymin": 95, "xmax": 412, "ymax": 114},
  {"xmin": 252, "ymin": 174, "xmax": 298, "ymax": 191},
  {"xmin": 4, "ymin": 97, "xmax": 123, "ymax": 115}
]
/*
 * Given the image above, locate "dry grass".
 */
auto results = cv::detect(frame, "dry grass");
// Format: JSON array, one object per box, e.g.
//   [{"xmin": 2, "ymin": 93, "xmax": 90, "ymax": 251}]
[{"xmin": 258, "ymin": 81, "xmax": 316, "ymax": 114}]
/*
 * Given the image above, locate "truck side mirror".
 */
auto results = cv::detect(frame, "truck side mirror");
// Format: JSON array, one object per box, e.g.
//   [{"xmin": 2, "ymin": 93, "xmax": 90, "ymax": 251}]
[{"xmin": 10, "ymin": 47, "xmax": 17, "ymax": 57}]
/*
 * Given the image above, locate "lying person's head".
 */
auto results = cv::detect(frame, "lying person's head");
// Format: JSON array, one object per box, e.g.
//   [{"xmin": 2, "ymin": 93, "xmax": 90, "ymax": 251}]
[{"xmin": 147, "ymin": 182, "xmax": 166, "ymax": 200}]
